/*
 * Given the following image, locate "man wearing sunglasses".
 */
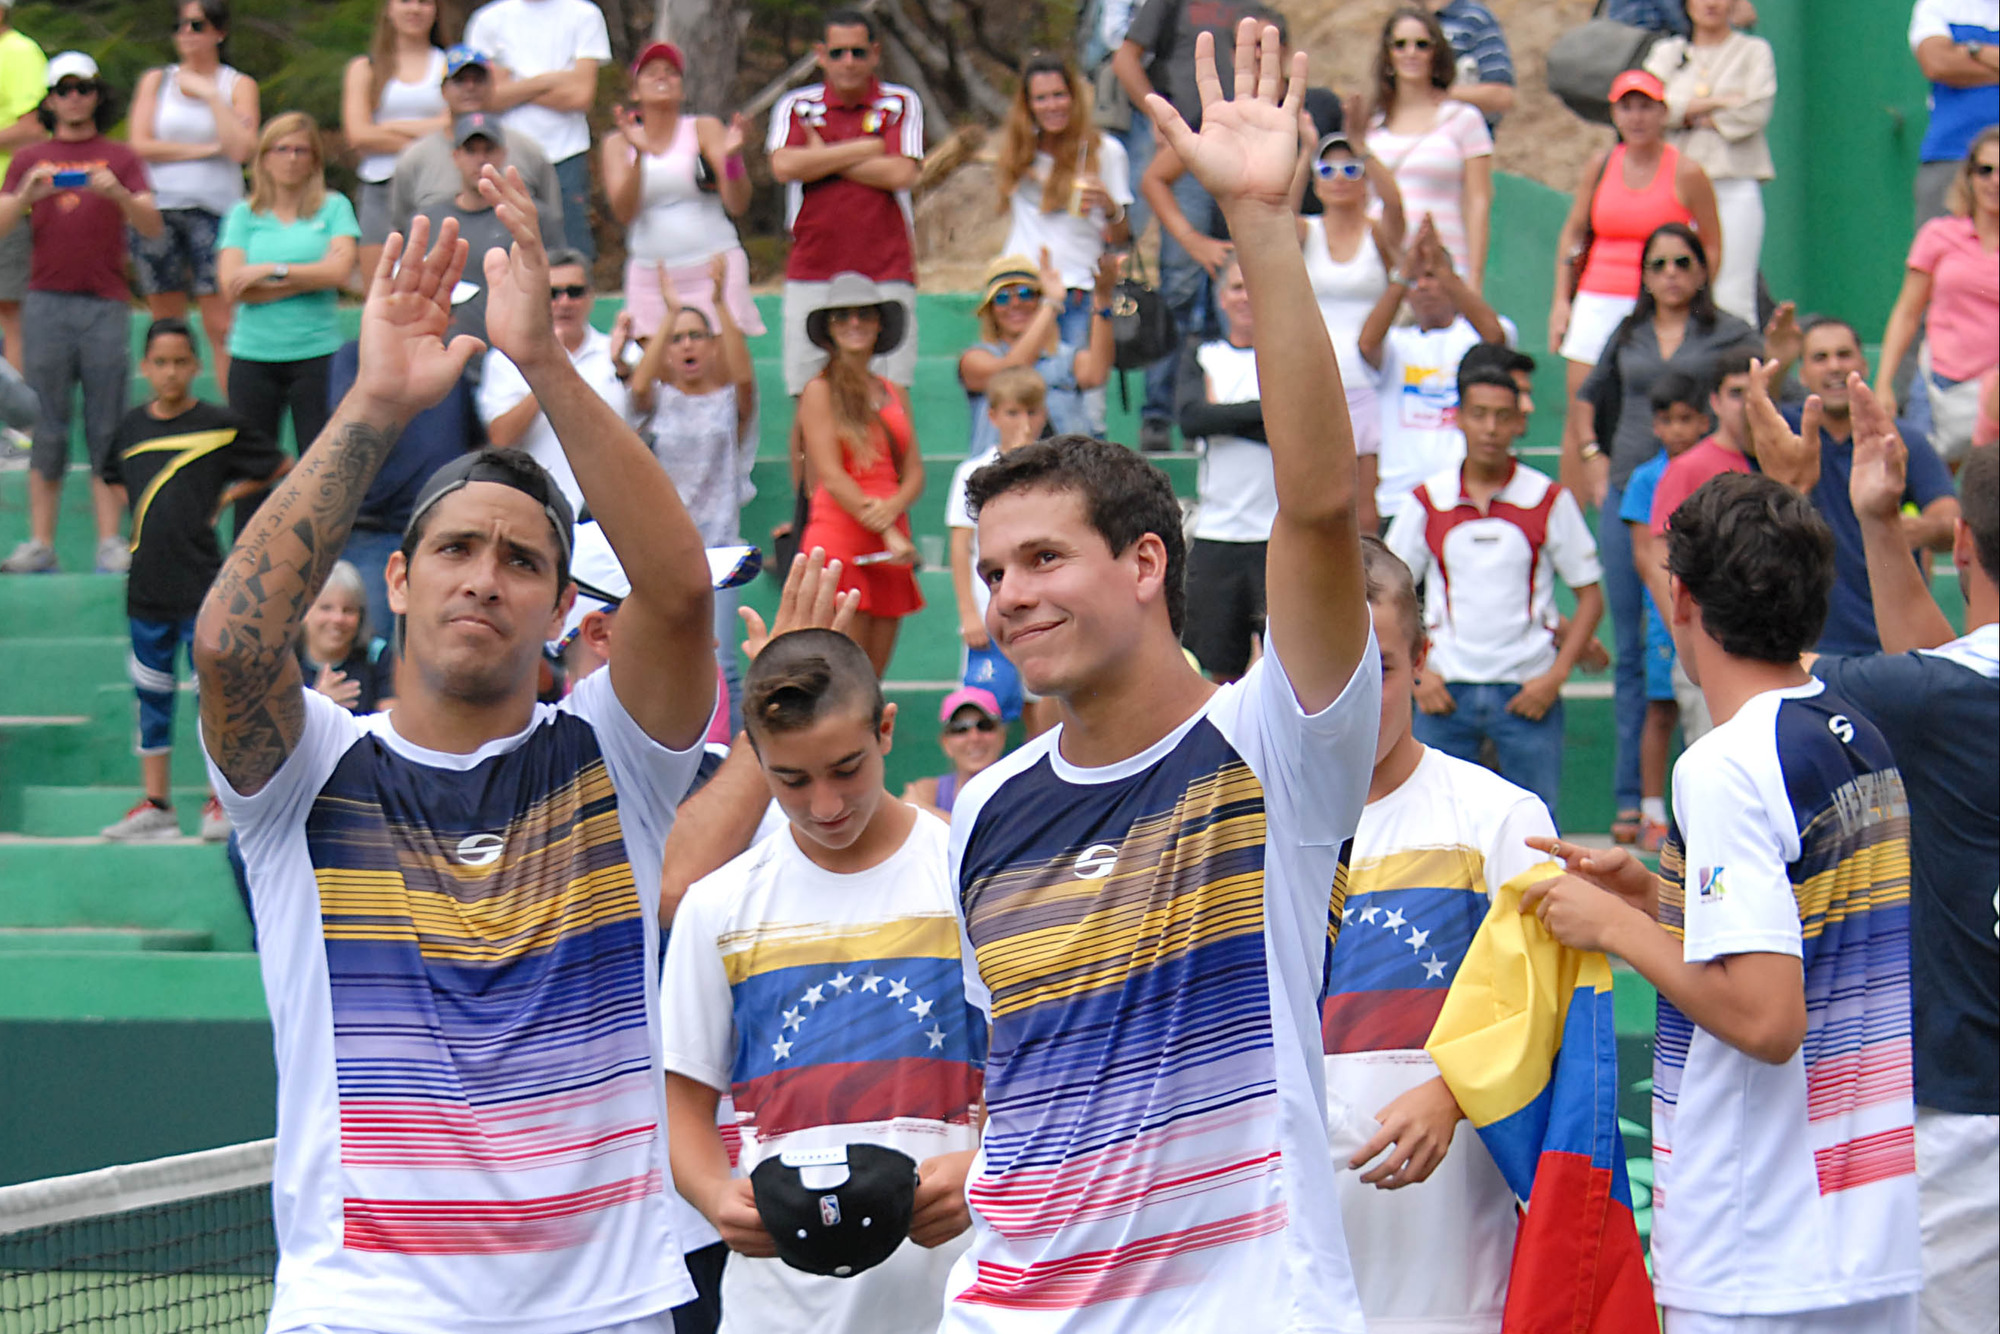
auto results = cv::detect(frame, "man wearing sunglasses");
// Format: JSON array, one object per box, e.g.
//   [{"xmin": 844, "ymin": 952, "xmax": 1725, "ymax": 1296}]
[
  {"xmin": 479, "ymin": 248, "xmax": 627, "ymax": 515},
  {"xmin": 768, "ymin": 9, "xmax": 923, "ymax": 399},
  {"xmin": 0, "ymin": 52, "xmax": 162, "ymax": 576}
]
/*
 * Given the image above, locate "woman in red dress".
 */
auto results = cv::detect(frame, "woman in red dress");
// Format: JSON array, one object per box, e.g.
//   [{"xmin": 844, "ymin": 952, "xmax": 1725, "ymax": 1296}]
[{"xmin": 797, "ymin": 273, "xmax": 926, "ymax": 675}]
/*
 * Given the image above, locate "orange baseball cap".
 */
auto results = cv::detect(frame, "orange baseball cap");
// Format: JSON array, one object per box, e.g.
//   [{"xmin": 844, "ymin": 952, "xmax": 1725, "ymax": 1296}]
[{"xmin": 1608, "ymin": 69, "xmax": 1666, "ymax": 104}]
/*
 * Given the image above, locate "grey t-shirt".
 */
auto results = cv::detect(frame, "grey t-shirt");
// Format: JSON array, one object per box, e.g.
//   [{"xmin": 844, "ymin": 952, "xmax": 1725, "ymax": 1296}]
[
  {"xmin": 1580, "ymin": 311, "xmax": 1762, "ymax": 489},
  {"xmin": 387, "ymin": 129, "xmax": 564, "ymax": 241},
  {"xmin": 416, "ymin": 200, "xmax": 563, "ymax": 345},
  {"xmin": 1123, "ymin": 0, "xmax": 1281, "ymax": 132}
]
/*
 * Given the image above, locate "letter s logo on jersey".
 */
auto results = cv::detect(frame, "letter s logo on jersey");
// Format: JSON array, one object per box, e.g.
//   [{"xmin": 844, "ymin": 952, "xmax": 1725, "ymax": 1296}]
[
  {"xmin": 1828, "ymin": 714, "xmax": 1855, "ymax": 744},
  {"xmin": 1073, "ymin": 844, "xmax": 1119, "ymax": 879},
  {"xmin": 456, "ymin": 833, "xmax": 505, "ymax": 867}
]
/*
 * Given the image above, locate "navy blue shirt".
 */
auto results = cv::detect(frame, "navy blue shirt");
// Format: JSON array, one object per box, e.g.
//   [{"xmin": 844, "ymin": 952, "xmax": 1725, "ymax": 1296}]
[
  {"xmin": 1779, "ymin": 405, "xmax": 1955, "ymax": 655},
  {"xmin": 1814, "ymin": 625, "xmax": 1999, "ymax": 1115},
  {"xmin": 329, "ymin": 340, "xmax": 485, "ymax": 532}
]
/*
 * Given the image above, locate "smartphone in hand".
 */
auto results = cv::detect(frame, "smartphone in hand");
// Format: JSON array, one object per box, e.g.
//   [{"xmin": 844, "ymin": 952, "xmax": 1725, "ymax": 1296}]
[{"xmin": 51, "ymin": 170, "xmax": 90, "ymax": 189}]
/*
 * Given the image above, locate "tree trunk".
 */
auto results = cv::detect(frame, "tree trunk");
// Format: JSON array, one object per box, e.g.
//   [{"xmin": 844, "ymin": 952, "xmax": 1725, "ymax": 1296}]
[{"xmin": 658, "ymin": 0, "xmax": 750, "ymax": 117}]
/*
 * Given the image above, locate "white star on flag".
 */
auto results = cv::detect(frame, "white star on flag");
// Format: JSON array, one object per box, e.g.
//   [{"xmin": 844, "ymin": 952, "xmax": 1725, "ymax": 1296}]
[
  {"xmin": 910, "ymin": 996, "xmax": 934, "ymax": 1020},
  {"xmin": 772, "ymin": 1035, "xmax": 794, "ymax": 1061},
  {"xmin": 1341, "ymin": 903, "xmax": 1355, "ymax": 924},
  {"xmin": 1406, "ymin": 927, "xmax": 1430, "ymax": 952},
  {"xmin": 829, "ymin": 971, "xmax": 853, "ymax": 994},
  {"xmin": 1359, "ymin": 905, "xmax": 1381, "ymax": 924},
  {"xmin": 1422, "ymin": 955, "xmax": 1448, "ymax": 981},
  {"xmin": 860, "ymin": 971, "xmax": 883, "ymax": 993},
  {"xmin": 801, "ymin": 984, "xmax": 825, "ymax": 1008},
  {"xmin": 887, "ymin": 978, "xmax": 911, "ymax": 1000},
  {"xmin": 925, "ymin": 1025, "xmax": 947, "ymax": 1050},
  {"xmin": 1382, "ymin": 908, "xmax": 1407, "ymax": 931},
  {"xmin": 782, "ymin": 1007, "xmax": 803, "ymax": 1031}
]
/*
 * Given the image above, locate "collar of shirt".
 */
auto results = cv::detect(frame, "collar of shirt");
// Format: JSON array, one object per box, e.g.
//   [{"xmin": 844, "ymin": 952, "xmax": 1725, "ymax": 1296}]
[
  {"xmin": 825, "ymin": 78, "xmax": 884, "ymax": 111},
  {"xmin": 1444, "ymin": 457, "xmax": 1523, "ymax": 510}
]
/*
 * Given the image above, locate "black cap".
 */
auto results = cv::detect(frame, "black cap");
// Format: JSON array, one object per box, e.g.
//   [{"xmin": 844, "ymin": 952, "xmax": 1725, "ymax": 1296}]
[
  {"xmin": 452, "ymin": 111, "xmax": 502, "ymax": 149},
  {"xmin": 750, "ymin": 1144, "xmax": 917, "ymax": 1279},
  {"xmin": 403, "ymin": 447, "xmax": 574, "ymax": 574}
]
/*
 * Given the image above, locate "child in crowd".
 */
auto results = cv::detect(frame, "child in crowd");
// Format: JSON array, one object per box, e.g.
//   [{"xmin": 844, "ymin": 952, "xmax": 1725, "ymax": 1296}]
[
  {"xmin": 1386, "ymin": 360, "xmax": 1603, "ymax": 814},
  {"xmin": 1620, "ymin": 369, "xmax": 1712, "ymax": 850},
  {"xmin": 902, "ymin": 686, "xmax": 1005, "ymax": 817},
  {"xmin": 1527, "ymin": 472, "xmax": 1919, "ymax": 1334},
  {"xmin": 661, "ymin": 628, "xmax": 985, "ymax": 1334},
  {"xmin": 947, "ymin": 365, "xmax": 1056, "ymax": 734},
  {"xmin": 98, "ymin": 318, "xmax": 285, "ymax": 842}
]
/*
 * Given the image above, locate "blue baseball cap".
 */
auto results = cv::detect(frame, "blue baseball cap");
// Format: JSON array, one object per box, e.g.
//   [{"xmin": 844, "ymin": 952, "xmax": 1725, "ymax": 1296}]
[{"xmin": 443, "ymin": 45, "xmax": 492, "ymax": 80}]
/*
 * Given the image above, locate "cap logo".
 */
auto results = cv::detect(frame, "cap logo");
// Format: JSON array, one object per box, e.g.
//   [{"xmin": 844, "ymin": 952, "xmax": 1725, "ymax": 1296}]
[{"xmin": 819, "ymin": 1194, "xmax": 842, "ymax": 1227}]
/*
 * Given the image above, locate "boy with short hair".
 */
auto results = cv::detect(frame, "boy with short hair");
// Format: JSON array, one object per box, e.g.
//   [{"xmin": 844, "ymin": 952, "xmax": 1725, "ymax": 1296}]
[
  {"xmin": 661, "ymin": 627, "xmax": 986, "ymax": 1334},
  {"xmin": 948, "ymin": 365, "xmax": 1051, "ymax": 732},
  {"xmin": 1621, "ymin": 368, "xmax": 1713, "ymax": 849},
  {"xmin": 1526, "ymin": 471, "xmax": 1920, "ymax": 1334},
  {"xmin": 99, "ymin": 318, "xmax": 284, "ymax": 842},
  {"xmin": 1386, "ymin": 360, "xmax": 1602, "ymax": 814}
]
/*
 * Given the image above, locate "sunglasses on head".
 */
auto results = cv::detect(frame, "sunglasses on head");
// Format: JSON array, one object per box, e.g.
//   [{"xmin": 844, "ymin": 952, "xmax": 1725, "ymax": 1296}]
[
  {"xmin": 549, "ymin": 284, "xmax": 589, "ymax": 301},
  {"xmin": 175, "ymin": 17, "xmax": 211, "ymax": 32},
  {"xmin": 1646, "ymin": 254, "xmax": 1697, "ymax": 273},
  {"xmin": 1391, "ymin": 37, "xmax": 1431, "ymax": 51},
  {"xmin": 825, "ymin": 45, "xmax": 870, "ymax": 61},
  {"xmin": 52, "ymin": 80, "xmax": 96, "ymax": 97},
  {"xmin": 990, "ymin": 284, "xmax": 1040, "ymax": 307},
  {"xmin": 946, "ymin": 717, "xmax": 999, "ymax": 735},
  {"xmin": 1315, "ymin": 159, "xmax": 1365, "ymax": 181}
]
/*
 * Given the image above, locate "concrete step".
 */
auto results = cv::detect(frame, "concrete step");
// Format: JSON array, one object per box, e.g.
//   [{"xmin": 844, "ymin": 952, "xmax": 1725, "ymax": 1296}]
[
  {"xmin": 16, "ymin": 785, "xmax": 216, "ymax": 838},
  {"xmin": 0, "ymin": 926, "xmax": 214, "ymax": 952},
  {"xmin": 0, "ymin": 836, "xmax": 251, "ymax": 951},
  {"xmin": 0, "ymin": 951, "xmax": 266, "ymax": 1021}
]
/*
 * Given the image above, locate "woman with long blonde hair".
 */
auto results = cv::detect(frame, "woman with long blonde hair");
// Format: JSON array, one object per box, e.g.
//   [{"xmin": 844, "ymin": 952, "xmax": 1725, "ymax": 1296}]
[
  {"xmin": 995, "ymin": 53, "xmax": 1131, "ymax": 360},
  {"xmin": 216, "ymin": 112, "xmax": 360, "ymax": 533},
  {"xmin": 341, "ymin": 0, "xmax": 447, "ymax": 286},
  {"xmin": 795, "ymin": 275, "xmax": 926, "ymax": 675}
]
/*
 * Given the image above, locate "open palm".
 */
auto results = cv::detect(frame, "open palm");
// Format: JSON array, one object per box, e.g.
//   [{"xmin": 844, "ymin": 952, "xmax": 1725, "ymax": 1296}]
[
  {"xmin": 355, "ymin": 216, "xmax": 483, "ymax": 420},
  {"xmin": 1146, "ymin": 20, "xmax": 1305, "ymax": 211},
  {"xmin": 477, "ymin": 165, "xmax": 561, "ymax": 371}
]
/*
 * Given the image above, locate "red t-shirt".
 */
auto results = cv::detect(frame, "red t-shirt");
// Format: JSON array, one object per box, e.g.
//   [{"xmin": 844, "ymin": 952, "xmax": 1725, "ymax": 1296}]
[
  {"xmin": 3, "ymin": 136, "xmax": 152, "ymax": 303},
  {"xmin": 1648, "ymin": 435, "xmax": 1753, "ymax": 536},
  {"xmin": 768, "ymin": 79, "xmax": 922, "ymax": 284}
]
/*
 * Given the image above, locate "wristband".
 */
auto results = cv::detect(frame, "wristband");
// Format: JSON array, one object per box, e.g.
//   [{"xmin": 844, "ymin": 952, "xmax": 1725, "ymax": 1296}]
[
  {"xmin": 1096, "ymin": 306, "xmax": 1114, "ymax": 319},
  {"xmin": 724, "ymin": 155, "xmax": 746, "ymax": 181}
]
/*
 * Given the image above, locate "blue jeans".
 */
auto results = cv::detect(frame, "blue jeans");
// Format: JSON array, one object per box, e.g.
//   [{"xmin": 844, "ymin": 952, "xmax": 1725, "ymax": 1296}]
[
  {"xmin": 1598, "ymin": 482, "xmax": 1646, "ymax": 814},
  {"xmin": 1144, "ymin": 171, "xmax": 1225, "ymax": 423},
  {"xmin": 1117, "ymin": 115, "xmax": 1154, "ymax": 248},
  {"xmin": 1412, "ymin": 682, "xmax": 1566, "ymax": 817},
  {"xmin": 341, "ymin": 527, "xmax": 402, "ymax": 655},
  {"xmin": 1054, "ymin": 289, "xmax": 1108, "ymax": 436},
  {"xmin": 553, "ymin": 152, "xmax": 596, "ymax": 262},
  {"xmin": 129, "ymin": 616, "xmax": 197, "ymax": 754}
]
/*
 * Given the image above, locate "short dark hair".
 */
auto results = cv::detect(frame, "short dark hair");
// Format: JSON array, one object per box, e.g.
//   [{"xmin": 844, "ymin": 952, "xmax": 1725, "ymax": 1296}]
[
  {"xmin": 964, "ymin": 433, "xmax": 1188, "ymax": 636},
  {"xmin": 1711, "ymin": 350, "xmax": 1754, "ymax": 388},
  {"xmin": 1456, "ymin": 361, "xmax": 1521, "ymax": 404},
  {"xmin": 823, "ymin": 8, "xmax": 879, "ymax": 42},
  {"xmin": 1666, "ymin": 472, "xmax": 1834, "ymax": 662},
  {"xmin": 1361, "ymin": 535, "xmax": 1422, "ymax": 655},
  {"xmin": 1960, "ymin": 445, "xmax": 1998, "ymax": 584},
  {"xmin": 1650, "ymin": 369, "xmax": 1705, "ymax": 417},
  {"xmin": 1800, "ymin": 314, "xmax": 1860, "ymax": 351},
  {"xmin": 142, "ymin": 317, "xmax": 198, "ymax": 357},
  {"xmin": 743, "ymin": 628, "xmax": 885, "ymax": 743},
  {"xmin": 1459, "ymin": 342, "xmax": 1535, "ymax": 381},
  {"xmin": 39, "ymin": 77, "xmax": 120, "ymax": 134}
]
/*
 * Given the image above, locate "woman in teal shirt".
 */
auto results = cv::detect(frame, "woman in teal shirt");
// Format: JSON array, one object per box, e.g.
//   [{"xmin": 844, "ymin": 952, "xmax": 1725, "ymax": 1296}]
[{"xmin": 217, "ymin": 111, "xmax": 359, "ymax": 534}]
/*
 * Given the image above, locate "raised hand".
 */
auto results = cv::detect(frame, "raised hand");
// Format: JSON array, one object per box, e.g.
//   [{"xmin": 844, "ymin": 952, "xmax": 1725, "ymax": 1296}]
[
  {"xmin": 1746, "ymin": 356, "xmax": 1820, "ymax": 492},
  {"xmin": 1144, "ymin": 19, "xmax": 1306, "ymax": 214},
  {"xmin": 475, "ymin": 165, "xmax": 559, "ymax": 371},
  {"xmin": 1762, "ymin": 299, "xmax": 1800, "ymax": 370},
  {"xmin": 353, "ymin": 213, "xmax": 482, "ymax": 423},
  {"xmin": 1847, "ymin": 374, "xmax": 1909, "ymax": 524},
  {"xmin": 722, "ymin": 113, "xmax": 748, "ymax": 159},
  {"xmin": 738, "ymin": 547, "xmax": 860, "ymax": 661},
  {"xmin": 708, "ymin": 251, "xmax": 729, "ymax": 301}
]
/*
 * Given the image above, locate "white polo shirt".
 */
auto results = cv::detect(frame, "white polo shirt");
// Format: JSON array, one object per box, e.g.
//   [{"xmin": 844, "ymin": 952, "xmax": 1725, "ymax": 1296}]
[
  {"xmin": 477, "ymin": 326, "xmax": 629, "ymax": 517},
  {"xmin": 1385, "ymin": 461, "xmax": 1601, "ymax": 686}
]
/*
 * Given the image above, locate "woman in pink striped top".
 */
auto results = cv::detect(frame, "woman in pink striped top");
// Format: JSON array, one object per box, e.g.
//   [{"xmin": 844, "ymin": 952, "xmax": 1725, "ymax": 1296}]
[{"xmin": 1367, "ymin": 6, "xmax": 1494, "ymax": 292}]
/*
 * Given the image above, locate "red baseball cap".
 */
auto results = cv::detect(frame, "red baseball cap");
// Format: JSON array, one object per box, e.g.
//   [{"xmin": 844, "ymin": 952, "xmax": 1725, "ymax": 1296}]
[
  {"xmin": 1608, "ymin": 69, "xmax": 1666, "ymax": 105},
  {"xmin": 630, "ymin": 41, "xmax": 684, "ymax": 77}
]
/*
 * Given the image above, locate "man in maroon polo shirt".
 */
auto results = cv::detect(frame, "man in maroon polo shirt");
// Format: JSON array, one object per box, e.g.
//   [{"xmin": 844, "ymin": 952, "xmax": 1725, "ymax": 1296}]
[{"xmin": 766, "ymin": 8, "xmax": 923, "ymax": 398}]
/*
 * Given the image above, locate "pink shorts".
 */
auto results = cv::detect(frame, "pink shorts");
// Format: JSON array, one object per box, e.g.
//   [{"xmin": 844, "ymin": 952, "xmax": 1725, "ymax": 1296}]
[{"xmin": 622, "ymin": 247, "xmax": 767, "ymax": 340}]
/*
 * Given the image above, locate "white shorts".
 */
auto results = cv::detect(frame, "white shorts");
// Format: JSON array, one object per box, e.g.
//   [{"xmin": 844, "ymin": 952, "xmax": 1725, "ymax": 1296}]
[
  {"xmin": 1918, "ymin": 1107, "xmax": 2000, "ymax": 1334},
  {"xmin": 781, "ymin": 279, "xmax": 918, "ymax": 395},
  {"xmin": 1664, "ymin": 1295, "xmax": 1918, "ymax": 1334},
  {"xmin": 1559, "ymin": 290, "xmax": 1638, "ymax": 366},
  {"xmin": 1347, "ymin": 383, "xmax": 1381, "ymax": 458}
]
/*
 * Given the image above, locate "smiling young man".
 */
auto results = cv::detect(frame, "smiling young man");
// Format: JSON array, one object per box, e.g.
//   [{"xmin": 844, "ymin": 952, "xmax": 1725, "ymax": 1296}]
[
  {"xmin": 941, "ymin": 22, "xmax": 1380, "ymax": 1331},
  {"xmin": 661, "ymin": 627, "xmax": 986, "ymax": 1334},
  {"xmin": 193, "ymin": 170, "xmax": 718, "ymax": 1334}
]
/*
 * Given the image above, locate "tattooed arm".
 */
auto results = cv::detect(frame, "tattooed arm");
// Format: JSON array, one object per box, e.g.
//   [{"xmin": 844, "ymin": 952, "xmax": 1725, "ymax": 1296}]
[{"xmin": 193, "ymin": 217, "xmax": 483, "ymax": 795}]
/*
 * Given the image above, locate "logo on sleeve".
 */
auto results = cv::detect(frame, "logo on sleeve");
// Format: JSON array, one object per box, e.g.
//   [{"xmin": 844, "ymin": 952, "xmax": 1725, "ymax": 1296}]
[
  {"xmin": 1828, "ymin": 714, "xmax": 1855, "ymax": 744},
  {"xmin": 1696, "ymin": 867, "xmax": 1726, "ymax": 902}
]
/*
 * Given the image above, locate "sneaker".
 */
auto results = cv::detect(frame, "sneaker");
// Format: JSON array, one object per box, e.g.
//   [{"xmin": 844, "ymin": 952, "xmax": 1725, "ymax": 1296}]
[
  {"xmin": 0, "ymin": 539, "xmax": 56, "ymax": 573},
  {"xmin": 95, "ymin": 536, "xmax": 131, "ymax": 574},
  {"xmin": 0, "ymin": 427, "xmax": 31, "ymax": 470},
  {"xmin": 102, "ymin": 799, "xmax": 181, "ymax": 841},
  {"xmin": 199, "ymin": 797, "xmax": 231, "ymax": 843},
  {"xmin": 1138, "ymin": 418, "xmax": 1174, "ymax": 453}
]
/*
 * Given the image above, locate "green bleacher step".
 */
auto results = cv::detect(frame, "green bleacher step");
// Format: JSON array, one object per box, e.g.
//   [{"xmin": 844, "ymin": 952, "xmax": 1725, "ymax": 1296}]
[
  {"xmin": 0, "ymin": 637, "xmax": 133, "ymax": 715},
  {"xmin": 17, "ymin": 786, "xmax": 216, "ymax": 838},
  {"xmin": 0, "ymin": 926, "xmax": 214, "ymax": 952},
  {"xmin": 0, "ymin": 574, "xmax": 128, "ymax": 639},
  {"xmin": 0, "ymin": 838, "xmax": 252, "ymax": 952},
  {"xmin": 0, "ymin": 951, "xmax": 267, "ymax": 1021}
]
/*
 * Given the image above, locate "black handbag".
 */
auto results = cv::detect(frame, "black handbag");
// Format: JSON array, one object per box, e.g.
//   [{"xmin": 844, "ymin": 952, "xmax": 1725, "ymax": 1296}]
[{"xmin": 1110, "ymin": 248, "xmax": 1176, "ymax": 372}]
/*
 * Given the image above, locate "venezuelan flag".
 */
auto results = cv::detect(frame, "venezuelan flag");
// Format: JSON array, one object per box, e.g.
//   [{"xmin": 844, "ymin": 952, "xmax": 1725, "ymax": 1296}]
[{"xmin": 1425, "ymin": 865, "xmax": 1656, "ymax": 1333}]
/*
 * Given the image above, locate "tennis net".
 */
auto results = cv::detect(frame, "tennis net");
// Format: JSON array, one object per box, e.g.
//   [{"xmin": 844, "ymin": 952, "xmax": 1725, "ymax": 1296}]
[{"xmin": 0, "ymin": 1139, "xmax": 275, "ymax": 1333}]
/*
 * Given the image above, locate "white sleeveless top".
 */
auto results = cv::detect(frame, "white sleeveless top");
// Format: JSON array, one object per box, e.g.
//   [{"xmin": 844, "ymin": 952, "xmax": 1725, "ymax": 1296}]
[
  {"xmin": 1303, "ymin": 215, "xmax": 1389, "ymax": 392},
  {"xmin": 149, "ymin": 64, "xmax": 247, "ymax": 215},
  {"xmin": 623, "ymin": 116, "xmax": 741, "ymax": 269},
  {"xmin": 358, "ymin": 48, "xmax": 448, "ymax": 183}
]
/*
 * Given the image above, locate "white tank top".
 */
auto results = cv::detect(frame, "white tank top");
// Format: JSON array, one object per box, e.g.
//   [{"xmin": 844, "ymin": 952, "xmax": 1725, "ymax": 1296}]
[
  {"xmin": 622, "ymin": 116, "xmax": 742, "ymax": 268},
  {"xmin": 358, "ymin": 48, "xmax": 448, "ymax": 184},
  {"xmin": 1303, "ymin": 215, "xmax": 1389, "ymax": 391},
  {"xmin": 149, "ymin": 64, "xmax": 247, "ymax": 215}
]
